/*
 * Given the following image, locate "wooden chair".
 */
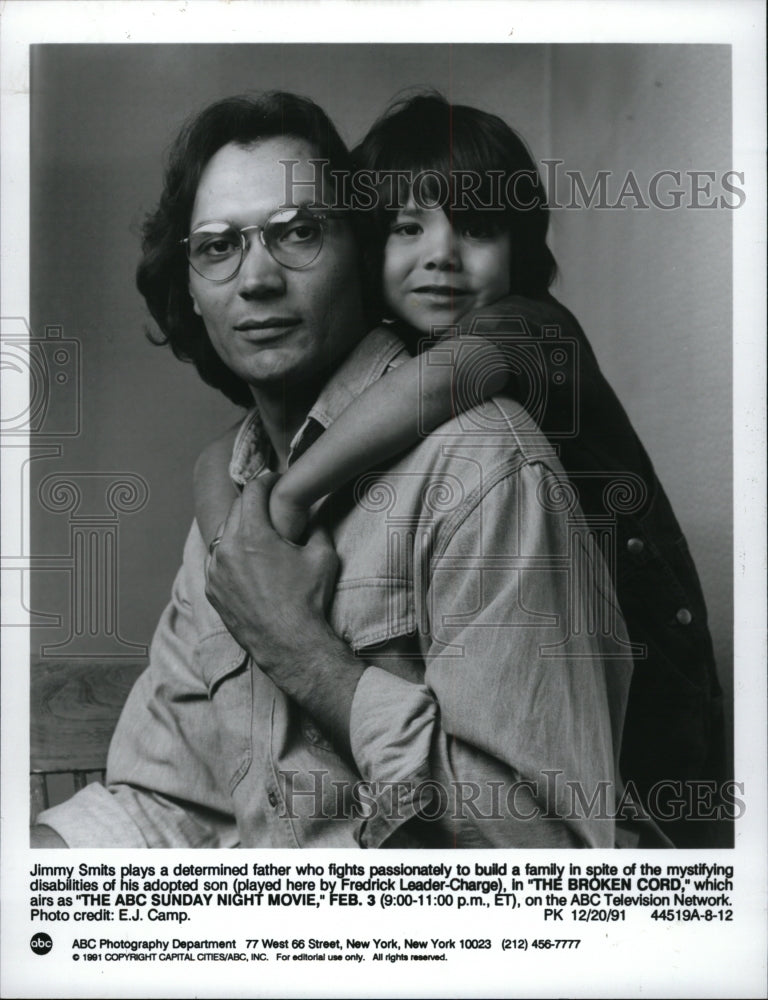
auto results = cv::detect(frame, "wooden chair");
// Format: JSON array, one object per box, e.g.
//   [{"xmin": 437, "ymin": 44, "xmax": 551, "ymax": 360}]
[{"xmin": 30, "ymin": 658, "xmax": 147, "ymax": 823}]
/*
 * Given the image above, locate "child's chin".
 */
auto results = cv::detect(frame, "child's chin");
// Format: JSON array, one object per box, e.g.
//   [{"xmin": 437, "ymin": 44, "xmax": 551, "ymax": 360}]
[{"xmin": 411, "ymin": 307, "xmax": 466, "ymax": 334}]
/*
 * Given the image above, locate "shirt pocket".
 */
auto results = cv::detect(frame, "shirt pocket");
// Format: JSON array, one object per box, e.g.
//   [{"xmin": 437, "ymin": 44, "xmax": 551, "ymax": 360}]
[
  {"xmin": 300, "ymin": 581, "xmax": 418, "ymax": 756},
  {"xmin": 195, "ymin": 629, "xmax": 253, "ymax": 792},
  {"xmin": 330, "ymin": 578, "xmax": 416, "ymax": 653}
]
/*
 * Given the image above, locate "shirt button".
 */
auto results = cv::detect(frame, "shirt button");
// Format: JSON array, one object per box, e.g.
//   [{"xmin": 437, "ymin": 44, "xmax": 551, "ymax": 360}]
[
  {"xmin": 627, "ymin": 537, "xmax": 644, "ymax": 555},
  {"xmin": 675, "ymin": 608, "xmax": 693, "ymax": 626},
  {"xmin": 267, "ymin": 791, "xmax": 278, "ymax": 808}
]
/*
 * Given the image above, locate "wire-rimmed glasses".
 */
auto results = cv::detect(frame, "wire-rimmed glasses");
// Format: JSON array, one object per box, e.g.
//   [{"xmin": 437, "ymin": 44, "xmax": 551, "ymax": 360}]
[{"xmin": 182, "ymin": 207, "xmax": 343, "ymax": 282}]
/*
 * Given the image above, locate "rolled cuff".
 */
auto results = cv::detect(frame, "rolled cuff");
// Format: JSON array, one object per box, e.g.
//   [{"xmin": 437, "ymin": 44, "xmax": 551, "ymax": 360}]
[
  {"xmin": 36, "ymin": 782, "xmax": 148, "ymax": 848},
  {"xmin": 350, "ymin": 666, "xmax": 438, "ymax": 848}
]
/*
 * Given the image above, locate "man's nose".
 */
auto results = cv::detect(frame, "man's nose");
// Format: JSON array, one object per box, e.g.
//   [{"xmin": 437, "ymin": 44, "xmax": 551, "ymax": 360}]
[
  {"xmin": 423, "ymin": 218, "xmax": 461, "ymax": 272},
  {"xmin": 237, "ymin": 236, "xmax": 285, "ymax": 298}
]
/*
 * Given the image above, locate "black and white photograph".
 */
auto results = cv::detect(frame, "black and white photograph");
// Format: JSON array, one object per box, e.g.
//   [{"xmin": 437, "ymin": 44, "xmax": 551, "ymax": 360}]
[{"xmin": 1, "ymin": 1, "xmax": 765, "ymax": 997}]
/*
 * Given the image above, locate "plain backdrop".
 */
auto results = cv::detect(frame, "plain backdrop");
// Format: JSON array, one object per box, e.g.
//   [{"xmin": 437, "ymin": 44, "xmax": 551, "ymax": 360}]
[{"xmin": 29, "ymin": 44, "xmax": 732, "ymax": 749}]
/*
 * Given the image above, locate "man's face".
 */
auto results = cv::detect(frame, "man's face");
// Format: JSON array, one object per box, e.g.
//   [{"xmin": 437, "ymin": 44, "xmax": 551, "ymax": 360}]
[{"xmin": 189, "ymin": 138, "xmax": 364, "ymax": 395}]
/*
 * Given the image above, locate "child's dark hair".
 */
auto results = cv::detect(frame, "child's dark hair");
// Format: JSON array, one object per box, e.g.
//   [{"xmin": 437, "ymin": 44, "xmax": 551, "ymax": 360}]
[{"xmin": 352, "ymin": 91, "xmax": 557, "ymax": 300}]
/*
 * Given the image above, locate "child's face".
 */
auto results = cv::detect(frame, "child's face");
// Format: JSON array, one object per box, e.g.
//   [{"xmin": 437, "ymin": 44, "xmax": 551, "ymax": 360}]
[{"xmin": 382, "ymin": 204, "xmax": 511, "ymax": 334}]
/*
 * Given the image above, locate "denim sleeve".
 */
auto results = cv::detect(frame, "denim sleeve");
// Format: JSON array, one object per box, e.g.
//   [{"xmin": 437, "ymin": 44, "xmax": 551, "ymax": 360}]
[
  {"xmin": 36, "ymin": 782, "xmax": 150, "ymax": 847},
  {"xmin": 37, "ymin": 523, "xmax": 240, "ymax": 848},
  {"xmin": 350, "ymin": 461, "xmax": 633, "ymax": 849},
  {"xmin": 35, "ymin": 781, "xmax": 239, "ymax": 849}
]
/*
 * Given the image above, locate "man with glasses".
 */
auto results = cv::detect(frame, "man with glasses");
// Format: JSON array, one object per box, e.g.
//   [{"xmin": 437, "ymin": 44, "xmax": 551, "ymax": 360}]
[{"xmin": 32, "ymin": 92, "xmax": 632, "ymax": 849}]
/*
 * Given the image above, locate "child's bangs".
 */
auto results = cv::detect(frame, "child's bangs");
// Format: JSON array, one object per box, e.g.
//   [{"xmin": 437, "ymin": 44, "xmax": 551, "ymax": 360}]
[
  {"xmin": 376, "ymin": 145, "xmax": 515, "ymax": 217},
  {"xmin": 375, "ymin": 109, "xmax": 531, "ymax": 217}
]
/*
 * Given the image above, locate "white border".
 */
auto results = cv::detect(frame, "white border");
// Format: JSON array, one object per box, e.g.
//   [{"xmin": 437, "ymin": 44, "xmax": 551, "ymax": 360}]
[{"xmin": 2, "ymin": 3, "xmax": 765, "ymax": 998}]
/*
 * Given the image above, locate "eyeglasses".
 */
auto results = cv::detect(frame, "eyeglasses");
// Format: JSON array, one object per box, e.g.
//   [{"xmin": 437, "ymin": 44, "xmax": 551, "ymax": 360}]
[{"xmin": 181, "ymin": 208, "xmax": 344, "ymax": 282}]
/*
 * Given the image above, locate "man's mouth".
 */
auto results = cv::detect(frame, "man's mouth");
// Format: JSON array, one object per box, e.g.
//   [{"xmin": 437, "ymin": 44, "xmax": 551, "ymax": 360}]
[
  {"xmin": 234, "ymin": 317, "xmax": 301, "ymax": 332},
  {"xmin": 233, "ymin": 317, "xmax": 302, "ymax": 342}
]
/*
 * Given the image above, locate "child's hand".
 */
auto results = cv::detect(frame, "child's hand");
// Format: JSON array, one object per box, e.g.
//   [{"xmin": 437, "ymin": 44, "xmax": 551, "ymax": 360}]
[{"xmin": 268, "ymin": 476, "xmax": 311, "ymax": 544}]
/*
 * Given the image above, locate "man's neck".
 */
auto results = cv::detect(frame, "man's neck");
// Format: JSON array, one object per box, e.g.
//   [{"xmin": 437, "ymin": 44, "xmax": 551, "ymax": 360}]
[{"xmin": 250, "ymin": 380, "xmax": 319, "ymax": 472}]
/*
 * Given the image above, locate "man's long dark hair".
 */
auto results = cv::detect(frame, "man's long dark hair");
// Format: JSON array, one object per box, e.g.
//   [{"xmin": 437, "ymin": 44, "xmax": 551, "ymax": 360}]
[{"xmin": 136, "ymin": 92, "xmax": 365, "ymax": 407}]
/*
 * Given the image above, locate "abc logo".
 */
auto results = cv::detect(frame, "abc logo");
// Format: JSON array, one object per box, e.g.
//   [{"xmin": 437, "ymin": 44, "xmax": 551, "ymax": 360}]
[{"xmin": 30, "ymin": 933, "xmax": 53, "ymax": 956}]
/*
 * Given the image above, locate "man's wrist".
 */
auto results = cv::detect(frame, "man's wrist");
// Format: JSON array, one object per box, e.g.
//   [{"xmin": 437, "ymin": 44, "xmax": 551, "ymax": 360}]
[
  {"xmin": 242, "ymin": 618, "xmax": 343, "ymax": 677},
  {"xmin": 247, "ymin": 626, "xmax": 365, "ymax": 759}
]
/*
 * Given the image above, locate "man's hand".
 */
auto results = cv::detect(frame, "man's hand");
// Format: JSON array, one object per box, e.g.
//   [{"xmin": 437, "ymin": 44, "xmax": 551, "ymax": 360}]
[
  {"xmin": 205, "ymin": 474, "xmax": 337, "ymax": 668},
  {"xmin": 205, "ymin": 474, "xmax": 364, "ymax": 756}
]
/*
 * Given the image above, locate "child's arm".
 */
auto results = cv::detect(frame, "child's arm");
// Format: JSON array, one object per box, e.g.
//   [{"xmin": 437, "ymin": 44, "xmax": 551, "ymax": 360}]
[
  {"xmin": 271, "ymin": 294, "xmax": 579, "ymax": 542},
  {"xmin": 194, "ymin": 424, "xmax": 241, "ymax": 548},
  {"xmin": 269, "ymin": 337, "xmax": 509, "ymax": 541}
]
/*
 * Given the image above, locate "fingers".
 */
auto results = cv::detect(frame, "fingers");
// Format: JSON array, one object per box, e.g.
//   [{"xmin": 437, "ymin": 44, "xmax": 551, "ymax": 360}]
[
  {"xmin": 237, "ymin": 471, "xmax": 279, "ymax": 522},
  {"xmin": 305, "ymin": 522, "xmax": 335, "ymax": 551},
  {"xmin": 217, "ymin": 472, "xmax": 279, "ymax": 548},
  {"xmin": 212, "ymin": 472, "xmax": 330, "ymax": 572},
  {"xmin": 304, "ymin": 522, "xmax": 339, "ymax": 573},
  {"xmin": 269, "ymin": 493, "xmax": 310, "ymax": 544},
  {"xmin": 208, "ymin": 520, "xmax": 227, "ymax": 557}
]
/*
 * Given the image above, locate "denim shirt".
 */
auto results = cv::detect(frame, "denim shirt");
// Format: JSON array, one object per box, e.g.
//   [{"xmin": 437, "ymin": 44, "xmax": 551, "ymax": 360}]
[{"xmin": 40, "ymin": 327, "xmax": 633, "ymax": 849}]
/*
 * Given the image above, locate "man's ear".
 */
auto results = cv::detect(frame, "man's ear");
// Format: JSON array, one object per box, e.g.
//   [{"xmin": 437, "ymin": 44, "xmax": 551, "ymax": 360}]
[{"xmin": 189, "ymin": 285, "xmax": 202, "ymax": 317}]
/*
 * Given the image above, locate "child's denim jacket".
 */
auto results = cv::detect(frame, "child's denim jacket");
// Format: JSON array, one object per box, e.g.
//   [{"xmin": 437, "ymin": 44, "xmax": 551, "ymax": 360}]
[{"xmin": 453, "ymin": 296, "xmax": 726, "ymax": 847}]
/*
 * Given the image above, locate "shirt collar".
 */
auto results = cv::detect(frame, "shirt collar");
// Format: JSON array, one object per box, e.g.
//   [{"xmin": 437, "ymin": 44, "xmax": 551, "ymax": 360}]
[{"xmin": 228, "ymin": 325, "xmax": 409, "ymax": 486}]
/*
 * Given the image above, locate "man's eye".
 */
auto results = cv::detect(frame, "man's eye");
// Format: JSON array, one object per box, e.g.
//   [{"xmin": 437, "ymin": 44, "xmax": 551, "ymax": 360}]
[
  {"xmin": 194, "ymin": 235, "xmax": 239, "ymax": 257},
  {"xmin": 273, "ymin": 220, "xmax": 323, "ymax": 246},
  {"xmin": 281, "ymin": 222, "xmax": 321, "ymax": 243}
]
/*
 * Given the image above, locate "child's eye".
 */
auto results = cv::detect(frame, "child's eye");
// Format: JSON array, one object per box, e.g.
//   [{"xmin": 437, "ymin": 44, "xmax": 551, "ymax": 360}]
[
  {"xmin": 389, "ymin": 222, "xmax": 422, "ymax": 237},
  {"xmin": 460, "ymin": 223, "xmax": 498, "ymax": 241}
]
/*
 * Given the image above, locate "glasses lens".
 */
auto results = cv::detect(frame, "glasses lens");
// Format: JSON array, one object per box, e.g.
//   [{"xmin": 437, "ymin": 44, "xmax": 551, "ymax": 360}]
[
  {"xmin": 264, "ymin": 209, "xmax": 324, "ymax": 268},
  {"xmin": 187, "ymin": 223, "xmax": 242, "ymax": 281}
]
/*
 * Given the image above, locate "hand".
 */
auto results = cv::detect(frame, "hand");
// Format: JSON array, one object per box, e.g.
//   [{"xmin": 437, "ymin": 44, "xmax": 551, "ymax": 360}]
[
  {"xmin": 205, "ymin": 473, "xmax": 364, "ymax": 754},
  {"xmin": 205, "ymin": 474, "xmax": 339, "ymax": 673}
]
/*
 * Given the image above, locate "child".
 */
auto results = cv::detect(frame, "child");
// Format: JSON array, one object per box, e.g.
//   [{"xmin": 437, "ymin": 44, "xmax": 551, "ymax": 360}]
[{"xmin": 195, "ymin": 93, "xmax": 725, "ymax": 848}]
